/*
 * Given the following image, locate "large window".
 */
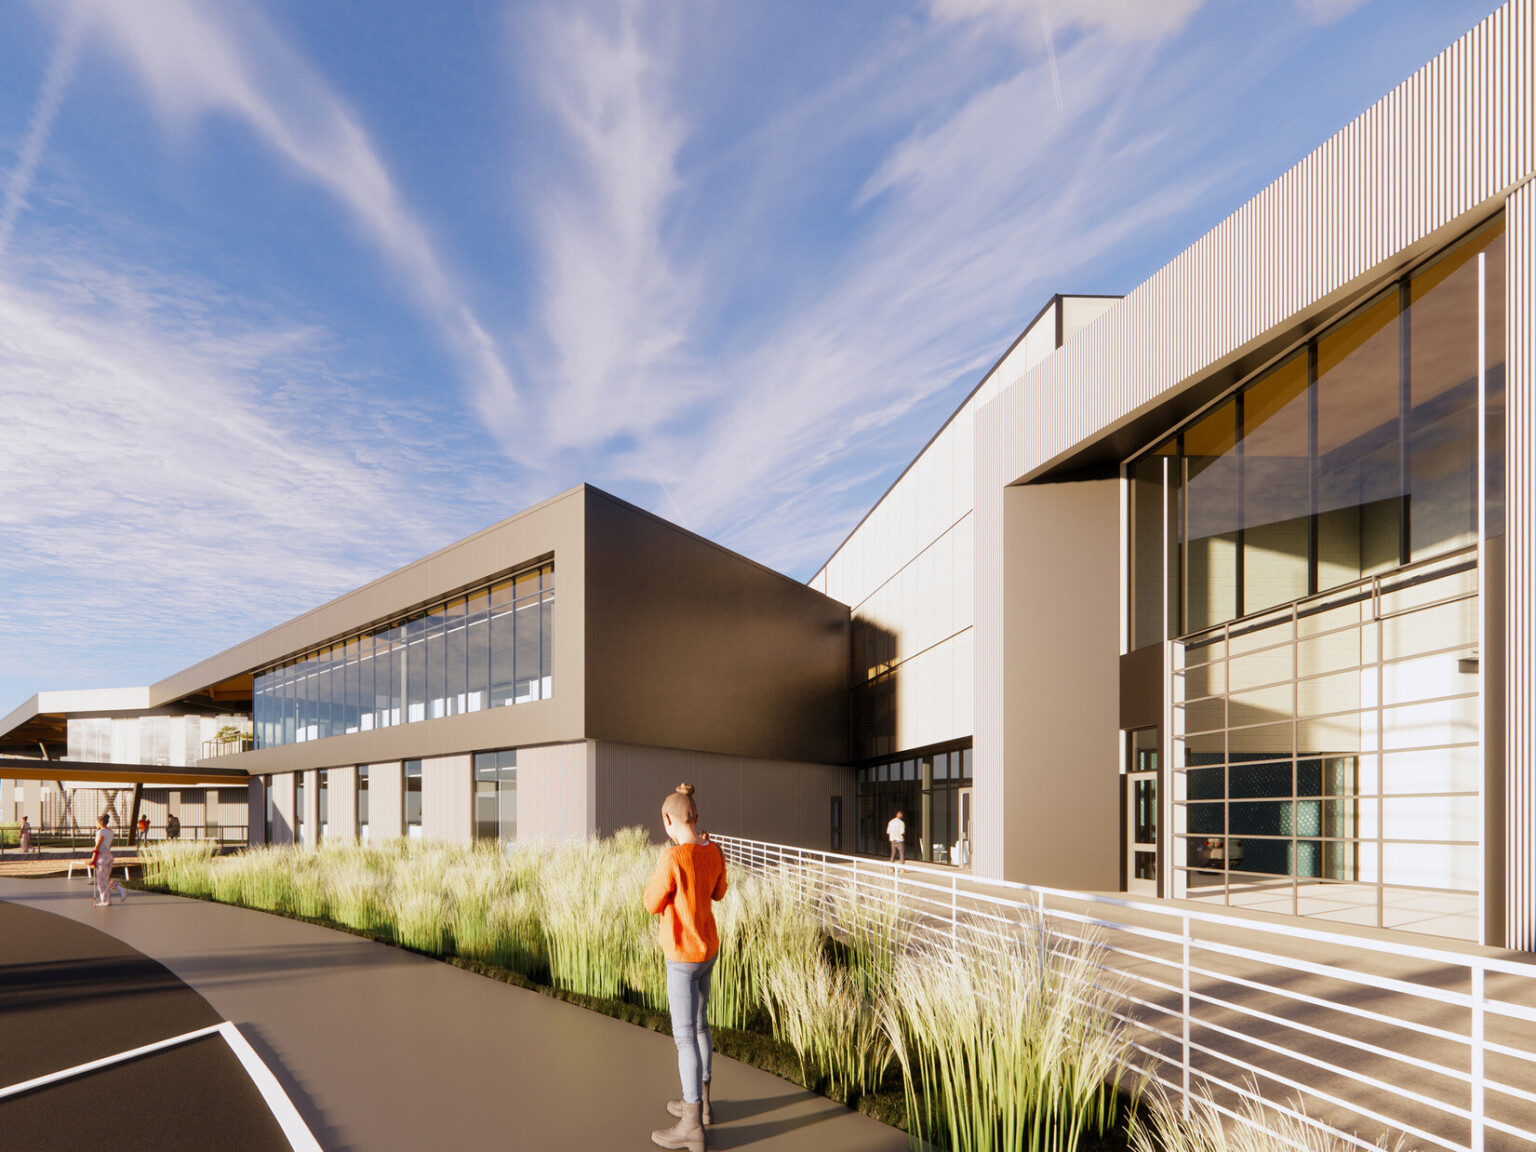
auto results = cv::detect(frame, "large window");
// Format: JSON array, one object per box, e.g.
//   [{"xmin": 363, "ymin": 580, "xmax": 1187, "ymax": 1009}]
[
  {"xmin": 357, "ymin": 765, "xmax": 370, "ymax": 842},
  {"xmin": 404, "ymin": 761, "xmax": 422, "ymax": 839},
  {"xmin": 473, "ymin": 750, "xmax": 517, "ymax": 848},
  {"xmin": 1129, "ymin": 217, "xmax": 1505, "ymax": 647},
  {"xmin": 856, "ymin": 745, "xmax": 972, "ymax": 864},
  {"xmin": 253, "ymin": 563, "xmax": 554, "ymax": 748},
  {"xmin": 1172, "ymin": 551, "xmax": 1480, "ymax": 939},
  {"xmin": 1130, "ymin": 215, "xmax": 1504, "ymax": 942},
  {"xmin": 295, "ymin": 773, "xmax": 306, "ymax": 847}
]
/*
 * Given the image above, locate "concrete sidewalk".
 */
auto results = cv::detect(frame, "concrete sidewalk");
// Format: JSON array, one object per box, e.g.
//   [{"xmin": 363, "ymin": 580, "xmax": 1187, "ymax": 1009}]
[{"xmin": 0, "ymin": 878, "xmax": 907, "ymax": 1152}]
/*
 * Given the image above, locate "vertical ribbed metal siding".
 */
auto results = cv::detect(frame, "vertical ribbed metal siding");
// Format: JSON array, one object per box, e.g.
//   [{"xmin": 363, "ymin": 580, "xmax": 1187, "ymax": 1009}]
[
  {"xmin": 990, "ymin": 2, "xmax": 1534, "ymax": 490},
  {"xmin": 1507, "ymin": 179, "xmax": 1535, "ymax": 949}
]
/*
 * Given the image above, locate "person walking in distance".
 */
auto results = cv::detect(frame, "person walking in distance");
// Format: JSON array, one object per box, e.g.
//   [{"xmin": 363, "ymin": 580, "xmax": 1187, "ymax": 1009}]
[
  {"xmin": 18, "ymin": 816, "xmax": 30, "ymax": 854},
  {"xmin": 89, "ymin": 815, "xmax": 127, "ymax": 907},
  {"xmin": 887, "ymin": 809, "xmax": 906, "ymax": 864},
  {"xmin": 644, "ymin": 783, "xmax": 728, "ymax": 1152}
]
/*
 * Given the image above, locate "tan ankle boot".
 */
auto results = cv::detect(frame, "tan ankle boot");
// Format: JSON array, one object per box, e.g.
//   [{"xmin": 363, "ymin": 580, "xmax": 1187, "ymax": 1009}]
[
  {"xmin": 667, "ymin": 1079, "xmax": 711, "ymax": 1125},
  {"xmin": 652, "ymin": 1099, "xmax": 706, "ymax": 1151}
]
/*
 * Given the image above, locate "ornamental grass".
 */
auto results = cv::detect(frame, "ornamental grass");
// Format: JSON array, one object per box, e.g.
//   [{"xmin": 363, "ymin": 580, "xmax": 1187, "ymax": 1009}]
[
  {"xmin": 142, "ymin": 834, "xmax": 1142, "ymax": 1152},
  {"xmin": 1129, "ymin": 1084, "xmax": 1386, "ymax": 1152}
]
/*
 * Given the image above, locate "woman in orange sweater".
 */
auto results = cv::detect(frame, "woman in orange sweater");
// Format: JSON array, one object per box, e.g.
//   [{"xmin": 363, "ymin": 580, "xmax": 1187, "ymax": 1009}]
[{"xmin": 644, "ymin": 783, "xmax": 727, "ymax": 1152}]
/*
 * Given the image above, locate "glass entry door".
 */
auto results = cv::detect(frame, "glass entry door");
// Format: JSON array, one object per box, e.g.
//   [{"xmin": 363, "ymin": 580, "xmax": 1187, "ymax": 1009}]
[{"xmin": 1126, "ymin": 772, "xmax": 1158, "ymax": 894}]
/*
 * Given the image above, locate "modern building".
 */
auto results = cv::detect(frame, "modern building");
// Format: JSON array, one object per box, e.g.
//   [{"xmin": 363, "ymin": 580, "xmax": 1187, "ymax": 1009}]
[
  {"xmin": 6, "ymin": 486, "xmax": 852, "ymax": 851},
  {"xmin": 816, "ymin": 2, "xmax": 1535, "ymax": 949},
  {"xmin": 3, "ymin": 4, "xmax": 1532, "ymax": 951}
]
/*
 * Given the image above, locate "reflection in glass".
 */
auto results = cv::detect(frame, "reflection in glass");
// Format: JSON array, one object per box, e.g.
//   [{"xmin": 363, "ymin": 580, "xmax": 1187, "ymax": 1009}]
[
  {"xmin": 253, "ymin": 564, "xmax": 554, "ymax": 748},
  {"xmin": 1241, "ymin": 354, "xmax": 1311, "ymax": 613},
  {"xmin": 405, "ymin": 761, "xmax": 422, "ymax": 838},
  {"xmin": 1184, "ymin": 402, "xmax": 1238, "ymax": 632},
  {"xmin": 474, "ymin": 750, "xmax": 517, "ymax": 847}
]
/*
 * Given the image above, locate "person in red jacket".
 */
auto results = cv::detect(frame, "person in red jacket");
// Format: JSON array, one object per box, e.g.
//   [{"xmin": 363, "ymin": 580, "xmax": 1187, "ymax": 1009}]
[{"xmin": 643, "ymin": 783, "xmax": 727, "ymax": 1152}]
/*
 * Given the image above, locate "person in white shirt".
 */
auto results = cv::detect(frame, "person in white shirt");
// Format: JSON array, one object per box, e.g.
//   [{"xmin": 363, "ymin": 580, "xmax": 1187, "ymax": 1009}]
[{"xmin": 886, "ymin": 811, "xmax": 906, "ymax": 864}]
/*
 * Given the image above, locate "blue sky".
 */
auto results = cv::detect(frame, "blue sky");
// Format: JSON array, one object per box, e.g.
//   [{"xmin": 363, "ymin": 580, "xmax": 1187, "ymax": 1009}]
[{"xmin": 0, "ymin": 0, "xmax": 1503, "ymax": 705}]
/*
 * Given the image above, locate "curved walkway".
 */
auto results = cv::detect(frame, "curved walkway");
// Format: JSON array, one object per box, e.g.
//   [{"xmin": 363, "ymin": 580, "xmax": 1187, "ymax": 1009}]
[{"xmin": 0, "ymin": 878, "xmax": 907, "ymax": 1152}]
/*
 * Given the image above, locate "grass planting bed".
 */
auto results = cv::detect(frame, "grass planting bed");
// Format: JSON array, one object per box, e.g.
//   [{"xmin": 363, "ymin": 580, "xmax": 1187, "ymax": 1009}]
[{"xmin": 132, "ymin": 836, "xmax": 1352, "ymax": 1152}]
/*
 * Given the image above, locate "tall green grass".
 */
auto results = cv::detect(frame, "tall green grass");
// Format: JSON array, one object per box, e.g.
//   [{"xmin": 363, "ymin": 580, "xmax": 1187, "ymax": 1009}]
[
  {"xmin": 882, "ymin": 913, "xmax": 1133, "ymax": 1152},
  {"xmin": 142, "ymin": 836, "xmax": 1141, "ymax": 1151}
]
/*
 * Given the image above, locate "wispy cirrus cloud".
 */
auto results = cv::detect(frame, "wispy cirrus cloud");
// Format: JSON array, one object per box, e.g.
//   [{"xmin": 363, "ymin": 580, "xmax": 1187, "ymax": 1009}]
[
  {"xmin": 526, "ymin": 0, "xmax": 701, "ymax": 454},
  {"xmin": 76, "ymin": 0, "xmax": 521, "ymax": 427},
  {"xmin": 508, "ymin": 0, "xmax": 1247, "ymax": 574},
  {"xmin": 0, "ymin": 235, "xmax": 465, "ymax": 695}
]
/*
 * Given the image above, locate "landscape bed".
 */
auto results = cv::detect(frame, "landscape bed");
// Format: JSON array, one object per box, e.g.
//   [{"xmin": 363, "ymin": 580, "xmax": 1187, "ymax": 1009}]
[{"xmin": 135, "ymin": 836, "xmax": 1363, "ymax": 1152}]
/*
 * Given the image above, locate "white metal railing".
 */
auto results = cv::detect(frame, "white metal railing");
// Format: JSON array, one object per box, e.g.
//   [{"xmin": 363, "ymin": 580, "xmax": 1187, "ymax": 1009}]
[{"xmin": 712, "ymin": 834, "xmax": 1536, "ymax": 1152}]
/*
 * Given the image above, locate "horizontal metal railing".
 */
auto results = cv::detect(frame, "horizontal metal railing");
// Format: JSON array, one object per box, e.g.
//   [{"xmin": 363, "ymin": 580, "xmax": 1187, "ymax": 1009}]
[
  {"xmin": 713, "ymin": 834, "xmax": 1536, "ymax": 1152},
  {"xmin": 0, "ymin": 824, "xmax": 249, "ymax": 852},
  {"xmin": 202, "ymin": 737, "xmax": 255, "ymax": 758}
]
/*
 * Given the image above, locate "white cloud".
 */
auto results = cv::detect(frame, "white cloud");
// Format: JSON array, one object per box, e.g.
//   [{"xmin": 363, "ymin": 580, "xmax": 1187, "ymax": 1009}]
[
  {"xmin": 0, "ymin": 234, "xmax": 478, "ymax": 696},
  {"xmin": 524, "ymin": 0, "xmax": 701, "ymax": 453},
  {"xmin": 511, "ymin": 0, "xmax": 1244, "ymax": 576},
  {"xmin": 1294, "ymin": 0, "xmax": 1373, "ymax": 24},
  {"xmin": 927, "ymin": 0, "xmax": 1207, "ymax": 44},
  {"xmin": 0, "ymin": 2, "xmax": 85, "ymax": 260},
  {"xmin": 75, "ymin": 0, "xmax": 522, "ymax": 426}
]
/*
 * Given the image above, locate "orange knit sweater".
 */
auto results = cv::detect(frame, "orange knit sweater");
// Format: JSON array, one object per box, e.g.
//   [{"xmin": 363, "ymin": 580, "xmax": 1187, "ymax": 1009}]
[{"xmin": 643, "ymin": 842, "xmax": 729, "ymax": 963}]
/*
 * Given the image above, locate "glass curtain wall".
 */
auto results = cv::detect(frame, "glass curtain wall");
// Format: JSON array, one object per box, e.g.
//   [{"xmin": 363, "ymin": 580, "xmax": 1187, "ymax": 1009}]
[
  {"xmin": 1130, "ymin": 218, "xmax": 1505, "ymax": 648},
  {"xmin": 473, "ymin": 750, "xmax": 517, "ymax": 847},
  {"xmin": 253, "ymin": 563, "xmax": 553, "ymax": 748},
  {"xmin": 856, "ymin": 745, "xmax": 972, "ymax": 863},
  {"xmin": 1127, "ymin": 216, "xmax": 1503, "ymax": 941}
]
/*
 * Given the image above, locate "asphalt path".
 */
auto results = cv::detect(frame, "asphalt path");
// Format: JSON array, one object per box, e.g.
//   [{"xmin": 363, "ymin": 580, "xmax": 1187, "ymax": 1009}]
[
  {"xmin": 0, "ymin": 878, "xmax": 908, "ymax": 1152},
  {"xmin": 0, "ymin": 899, "xmax": 288, "ymax": 1151}
]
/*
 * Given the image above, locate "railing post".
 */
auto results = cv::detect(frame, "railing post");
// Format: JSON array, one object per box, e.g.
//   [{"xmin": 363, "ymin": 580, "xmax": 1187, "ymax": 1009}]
[
  {"xmin": 1471, "ymin": 964, "xmax": 1485, "ymax": 1152},
  {"xmin": 1182, "ymin": 914, "xmax": 1192, "ymax": 1120}
]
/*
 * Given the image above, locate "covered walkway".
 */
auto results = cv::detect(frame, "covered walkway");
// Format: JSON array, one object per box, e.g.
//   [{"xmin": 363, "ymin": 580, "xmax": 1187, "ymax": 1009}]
[{"xmin": 0, "ymin": 878, "xmax": 906, "ymax": 1151}]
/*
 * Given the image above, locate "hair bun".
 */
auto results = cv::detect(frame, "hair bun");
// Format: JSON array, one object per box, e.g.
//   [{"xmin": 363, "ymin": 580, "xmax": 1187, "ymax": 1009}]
[{"xmin": 676, "ymin": 783, "xmax": 695, "ymax": 796}]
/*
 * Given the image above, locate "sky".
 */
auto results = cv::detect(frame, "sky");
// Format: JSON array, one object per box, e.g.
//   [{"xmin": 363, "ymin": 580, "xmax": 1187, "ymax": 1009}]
[{"xmin": 0, "ymin": 0, "xmax": 1505, "ymax": 706}]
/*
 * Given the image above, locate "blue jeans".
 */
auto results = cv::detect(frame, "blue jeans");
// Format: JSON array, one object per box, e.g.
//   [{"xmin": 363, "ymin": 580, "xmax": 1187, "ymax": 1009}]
[{"xmin": 667, "ymin": 957, "xmax": 716, "ymax": 1103}]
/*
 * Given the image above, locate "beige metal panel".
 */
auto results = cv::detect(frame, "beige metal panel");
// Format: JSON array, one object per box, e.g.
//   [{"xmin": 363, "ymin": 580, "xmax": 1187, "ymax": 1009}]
[
  {"xmin": 1507, "ymin": 178, "xmax": 1535, "ymax": 949},
  {"xmin": 301, "ymin": 770, "xmax": 319, "ymax": 846},
  {"xmin": 995, "ymin": 481, "xmax": 1122, "ymax": 889},
  {"xmin": 329, "ymin": 766, "xmax": 357, "ymax": 841},
  {"xmin": 592, "ymin": 741, "xmax": 855, "ymax": 852},
  {"xmin": 582, "ymin": 490, "xmax": 849, "ymax": 765},
  {"xmin": 369, "ymin": 761, "xmax": 404, "ymax": 841},
  {"xmin": 423, "ymin": 755, "xmax": 472, "ymax": 843},
  {"xmin": 269, "ymin": 773, "xmax": 294, "ymax": 844},
  {"xmin": 516, "ymin": 741, "xmax": 592, "ymax": 843},
  {"xmin": 148, "ymin": 485, "xmax": 589, "ymax": 713}
]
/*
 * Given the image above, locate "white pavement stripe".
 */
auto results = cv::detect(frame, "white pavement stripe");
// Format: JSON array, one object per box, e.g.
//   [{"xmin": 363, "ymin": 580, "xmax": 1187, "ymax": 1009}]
[
  {"xmin": 0, "ymin": 1020, "xmax": 321, "ymax": 1152},
  {"xmin": 216, "ymin": 1021, "xmax": 323, "ymax": 1152},
  {"xmin": 0, "ymin": 1024, "xmax": 224, "ymax": 1101}
]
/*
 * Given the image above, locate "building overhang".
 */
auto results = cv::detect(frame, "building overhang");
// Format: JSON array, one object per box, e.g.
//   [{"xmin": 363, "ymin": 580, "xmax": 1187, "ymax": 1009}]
[{"xmin": 0, "ymin": 757, "xmax": 251, "ymax": 786}]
